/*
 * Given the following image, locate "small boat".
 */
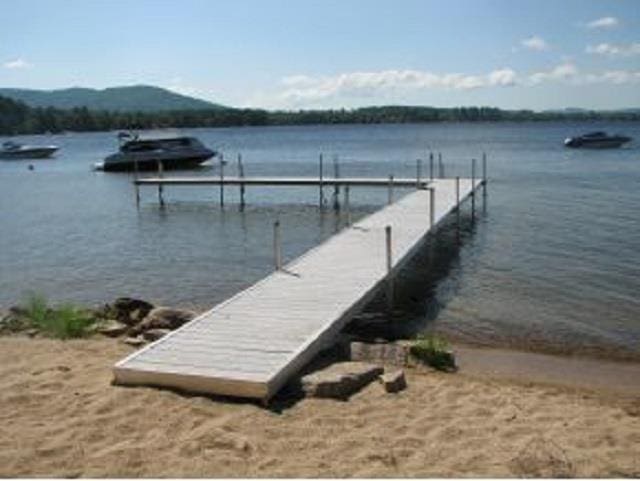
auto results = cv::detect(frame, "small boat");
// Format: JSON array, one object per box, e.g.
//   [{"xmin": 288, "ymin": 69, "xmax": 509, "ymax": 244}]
[
  {"xmin": 564, "ymin": 131, "xmax": 632, "ymax": 149},
  {"xmin": 0, "ymin": 141, "xmax": 58, "ymax": 159},
  {"xmin": 96, "ymin": 133, "xmax": 216, "ymax": 172}
]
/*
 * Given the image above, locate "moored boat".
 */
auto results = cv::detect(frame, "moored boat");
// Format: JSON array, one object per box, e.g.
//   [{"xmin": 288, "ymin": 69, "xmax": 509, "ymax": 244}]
[
  {"xmin": 95, "ymin": 133, "xmax": 216, "ymax": 172},
  {"xmin": 0, "ymin": 141, "xmax": 59, "ymax": 159},
  {"xmin": 564, "ymin": 131, "xmax": 632, "ymax": 149}
]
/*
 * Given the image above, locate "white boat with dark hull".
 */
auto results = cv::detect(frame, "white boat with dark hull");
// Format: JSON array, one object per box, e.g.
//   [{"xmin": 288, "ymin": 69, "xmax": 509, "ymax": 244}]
[
  {"xmin": 564, "ymin": 131, "xmax": 632, "ymax": 149},
  {"xmin": 0, "ymin": 141, "xmax": 58, "ymax": 159},
  {"xmin": 96, "ymin": 133, "xmax": 216, "ymax": 172}
]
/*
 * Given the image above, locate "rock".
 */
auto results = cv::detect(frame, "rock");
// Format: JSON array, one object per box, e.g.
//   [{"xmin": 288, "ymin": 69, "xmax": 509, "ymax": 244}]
[
  {"xmin": 142, "ymin": 328, "xmax": 172, "ymax": 342},
  {"xmin": 301, "ymin": 362, "xmax": 384, "ymax": 400},
  {"xmin": 97, "ymin": 320, "xmax": 129, "ymax": 338},
  {"xmin": 123, "ymin": 336, "xmax": 147, "ymax": 347},
  {"xmin": 379, "ymin": 369, "xmax": 407, "ymax": 393},
  {"xmin": 26, "ymin": 328, "xmax": 39, "ymax": 338},
  {"xmin": 132, "ymin": 307, "xmax": 197, "ymax": 334},
  {"xmin": 111, "ymin": 297, "xmax": 154, "ymax": 325},
  {"xmin": 349, "ymin": 341, "xmax": 411, "ymax": 367}
]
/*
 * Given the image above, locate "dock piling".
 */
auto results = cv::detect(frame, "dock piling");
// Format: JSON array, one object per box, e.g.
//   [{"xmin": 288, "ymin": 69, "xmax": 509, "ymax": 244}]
[
  {"xmin": 219, "ymin": 153, "xmax": 225, "ymax": 208},
  {"xmin": 385, "ymin": 225, "xmax": 393, "ymax": 313},
  {"xmin": 388, "ymin": 175, "xmax": 394, "ymax": 205},
  {"xmin": 273, "ymin": 220, "xmax": 282, "ymax": 270},
  {"xmin": 482, "ymin": 152, "xmax": 487, "ymax": 196},
  {"xmin": 238, "ymin": 153, "xmax": 245, "ymax": 211},
  {"xmin": 318, "ymin": 153, "xmax": 324, "ymax": 210},
  {"xmin": 429, "ymin": 187, "xmax": 435, "ymax": 229},
  {"xmin": 157, "ymin": 160, "xmax": 165, "ymax": 207},
  {"xmin": 333, "ymin": 155, "xmax": 340, "ymax": 212},
  {"xmin": 471, "ymin": 158, "xmax": 476, "ymax": 218},
  {"xmin": 438, "ymin": 152, "xmax": 443, "ymax": 178},
  {"xmin": 416, "ymin": 158, "xmax": 422, "ymax": 188},
  {"xmin": 455, "ymin": 176, "xmax": 461, "ymax": 242},
  {"xmin": 134, "ymin": 160, "xmax": 140, "ymax": 207},
  {"xmin": 429, "ymin": 152, "xmax": 434, "ymax": 180},
  {"xmin": 345, "ymin": 185, "xmax": 351, "ymax": 226}
]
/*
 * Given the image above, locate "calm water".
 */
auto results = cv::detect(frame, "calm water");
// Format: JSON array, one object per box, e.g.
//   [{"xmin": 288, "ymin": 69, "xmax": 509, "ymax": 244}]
[{"xmin": 1, "ymin": 122, "xmax": 639, "ymax": 359}]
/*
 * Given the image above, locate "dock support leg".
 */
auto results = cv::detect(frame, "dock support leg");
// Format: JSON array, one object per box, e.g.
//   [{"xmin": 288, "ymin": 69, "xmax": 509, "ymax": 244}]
[
  {"xmin": 482, "ymin": 152, "xmax": 487, "ymax": 197},
  {"xmin": 344, "ymin": 185, "xmax": 351, "ymax": 226},
  {"xmin": 385, "ymin": 225, "xmax": 393, "ymax": 314},
  {"xmin": 273, "ymin": 220, "xmax": 282, "ymax": 270},
  {"xmin": 429, "ymin": 152, "xmax": 434, "ymax": 180},
  {"xmin": 455, "ymin": 176, "xmax": 461, "ymax": 243},
  {"xmin": 471, "ymin": 158, "xmax": 476, "ymax": 219},
  {"xmin": 438, "ymin": 152, "xmax": 443, "ymax": 178},
  {"xmin": 318, "ymin": 153, "xmax": 324, "ymax": 210},
  {"xmin": 388, "ymin": 175, "xmax": 394, "ymax": 205},
  {"xmin": 134, "ymin": 182, "xmax": 140, "ymax": 207},
  {"xmin": 219, "ymin": 153, "xmax": 225, "ymax": 208},
  {"xmin": 158, "ymin": 185, "xmax": 165, "ymax": 208},
  {"xmin": 238, "ymin": 153, "xmax": 245, "ymax": 211},
  {"xmin": 333, "ymin": 155, "xmax": 340, "ymax": 212},
  {"xmin": 416, "ymin": 158, "xmax": 422, "ymax": 188}
]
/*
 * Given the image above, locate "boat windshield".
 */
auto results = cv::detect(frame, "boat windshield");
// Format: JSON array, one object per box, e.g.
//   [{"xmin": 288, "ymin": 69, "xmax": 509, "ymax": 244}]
[
  {"xmin": 583, "ymin": 131, "xmax": 607, "ymax": 138},
  {"xmin": 121, "ymin": 137, "xmax": 194, "ymax": 152}
]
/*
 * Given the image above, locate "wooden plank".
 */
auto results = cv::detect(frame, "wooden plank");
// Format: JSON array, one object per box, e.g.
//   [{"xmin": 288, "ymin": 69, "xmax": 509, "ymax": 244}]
[{"xmin": 114, "ymin": 179, "xmax": 483, "ymax": 401}]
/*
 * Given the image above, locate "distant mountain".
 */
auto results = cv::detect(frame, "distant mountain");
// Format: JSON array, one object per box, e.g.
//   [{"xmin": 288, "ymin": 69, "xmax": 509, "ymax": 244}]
[{"xmin": 0, "ymin": 85, "xmax": 227, "ymax": 112}]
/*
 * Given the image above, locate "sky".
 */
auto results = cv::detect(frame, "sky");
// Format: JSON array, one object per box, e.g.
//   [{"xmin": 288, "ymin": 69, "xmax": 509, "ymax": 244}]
[{"xmin": 1, "ymin": 0, "xmax": 639, "ymax": 110}]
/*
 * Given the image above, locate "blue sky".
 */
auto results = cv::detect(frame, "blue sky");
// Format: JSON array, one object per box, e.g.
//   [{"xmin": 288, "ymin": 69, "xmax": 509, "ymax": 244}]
[{"xmin": 1, "ymin": 0, "xmax": 639, "ymax": 110}]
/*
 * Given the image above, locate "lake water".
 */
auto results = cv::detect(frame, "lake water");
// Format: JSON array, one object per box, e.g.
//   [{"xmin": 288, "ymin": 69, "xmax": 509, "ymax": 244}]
[{"xmin": 1, "ymin": 122, "xmax": 639, "ymax": 360}]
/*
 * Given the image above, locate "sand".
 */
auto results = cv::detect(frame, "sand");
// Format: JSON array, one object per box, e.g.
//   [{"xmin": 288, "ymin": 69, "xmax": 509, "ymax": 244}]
[{"xmin": 0, "ymin": 336, "xmax": 639, "ymax": 477}]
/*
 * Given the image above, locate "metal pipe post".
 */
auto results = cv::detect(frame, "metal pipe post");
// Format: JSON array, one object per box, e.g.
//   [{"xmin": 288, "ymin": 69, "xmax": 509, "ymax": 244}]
[
  {"xmin": 219, "ymin": 153, "xmax": 225, "ymax": 208},
  {"xmin": 387, "ymin": 175, "xmax": 394, "ymax": 204},
  {"xmin": 318, "ymin": 153, "xmax": 324, "ymax": 210},
  {"xmin": 429, "ymin": 187, "xmax": 435, "ymax": 229},
  {"xmin": 385, "ymin": 225, "xmax": 393, "ymax": 313},
  {"xmin": 333, "ymin": 155, "xmax": 340, "ymax": 211},
  {"xmin": 429, "ymin": 152, "xmax": 434, "ymax": 180},
  {"xmin": 438, "ymin": 152, "xmax": 443, "ymax": 178},
  {"xmin": 345, "ymin": 185, "xmax": 351, "ymax": 226},
  {"xmin": 471, "ymin": 158, "xmax": 476, "ymax": 218},
  {"xmin": 416, "ymin": 158, "xmax": 422, "ymax": 188},
  {"xmin": 455, "ymin": 176, "xmax": 461, "ymax": 242},
  {"xmin": 238, "ymin": 153, "xmax": 246, "ymax": 211},
  {"xmin": 273, "ymin": 220, "xmax": 282, "ymax": 270},
  {"xmin": 482, "ymin": 152, "xmax": 487, "ymax": 196}
]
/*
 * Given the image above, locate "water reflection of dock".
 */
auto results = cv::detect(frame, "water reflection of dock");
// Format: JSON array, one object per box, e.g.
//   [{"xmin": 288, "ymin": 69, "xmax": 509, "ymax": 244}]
[{"xmin": 115, "ymin": 162, "xmax": 487, "ymax": 403}]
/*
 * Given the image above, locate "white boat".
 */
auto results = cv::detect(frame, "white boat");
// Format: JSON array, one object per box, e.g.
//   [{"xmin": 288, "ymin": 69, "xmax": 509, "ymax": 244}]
[
  {"xmin": 0, "ymin": 141, "xmax": 58, "ymax": 159},
  {"xmin": 95, "ymin": 133, "xmax": 216, "ymax": 172}
]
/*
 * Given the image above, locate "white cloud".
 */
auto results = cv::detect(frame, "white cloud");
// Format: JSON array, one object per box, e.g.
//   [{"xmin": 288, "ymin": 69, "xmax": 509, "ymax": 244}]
[
  {"xmin": 3, "ymin": 58, "xmax": 32, "ymax": 69},
  {"xmin": 584, "ymin": 70, "xmax": 640, "ymax": 84},
  {"xmin": 521, "ymin": 36, "xmax": 549, "ymax": 51},
  {"xmin": 279, "ymin": 68, "xmax": 518, "ymax": 103},
  {"xmin": 528, "ymin": 63, "xmax": 579, "ymax": 85},
  {"xmin": 586, "ymin": 42, "xmax": 640, "ymax": 57},
  {"xmin": 586, "ymin": 16, "xmax": 619, "ymax": 29}
]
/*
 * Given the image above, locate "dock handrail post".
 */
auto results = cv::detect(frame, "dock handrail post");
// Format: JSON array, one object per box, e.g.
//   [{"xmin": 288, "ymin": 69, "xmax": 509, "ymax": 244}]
[
  {"xmin": 219, "ymin": 153, "xmax": 225, "ymax": 208},
  {"xmin": 388, "ymin": 175, "xmax": 394, "ymax": 205},
  {"xmin": 471, "ymin": 158, "xmax": 476, "ymax": 218},
  {"xmin": 429, "ymin": 187, "xmax": 436, "ymax": 229},
  {"xmin": 416, "ymin": 158, "xmax": 422, "ymax": 188},
  {"xmin": 455, "ymin": 176, "xmax": 461, "ymax": 242},
  {"xmin": 385, "ymin": 225, "xmax": 394, "ymax": 313},
  {"xmin": 273, "ymin": 220, "xmax": 282, "ymax": 270},
  {"xmin": 429, "ymin": 152, "xmax": 434, "ymax": 180},
  {"xmin": 345, "ymin": 185, "xmax": 351, "ymax": 226},
  {"xmin": 333, "ymin": 154, "xmax": 340, "ymax": 212},
  {"xmin": 318, "ymin": 153, "xmax": 324, "ymax": 210},
  {"xmin": 482, "ymin": 152, "xmax": 487, "ymax": 196},
  {"xmin": 238, "ymin": 153, "xmax": 245, "ymax": 211}
]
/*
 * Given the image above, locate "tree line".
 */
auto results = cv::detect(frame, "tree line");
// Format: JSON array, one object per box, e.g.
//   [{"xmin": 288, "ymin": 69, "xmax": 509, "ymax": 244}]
[{"xmin": 1, "ymin": 94, "xmax": 638, "ymax": 136}]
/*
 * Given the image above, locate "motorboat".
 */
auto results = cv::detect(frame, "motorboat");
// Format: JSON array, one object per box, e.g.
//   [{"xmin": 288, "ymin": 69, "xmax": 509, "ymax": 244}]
[
  {"xmin": 564, "ymin": 131, "xmax": 632, "ymax": 149},
  {"xmin": 0, "ymin": 141, "xmax": 58, "ymax": 159},
  {"xmin": 95, "ymin": 133, "xmax": 216, "ymax": 172}
]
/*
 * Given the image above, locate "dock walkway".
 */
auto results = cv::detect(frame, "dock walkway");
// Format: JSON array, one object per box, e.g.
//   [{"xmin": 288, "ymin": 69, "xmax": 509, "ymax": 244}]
[{"xmin": 114, "ymin": 178, "xmax": 483, "ymax": 401}]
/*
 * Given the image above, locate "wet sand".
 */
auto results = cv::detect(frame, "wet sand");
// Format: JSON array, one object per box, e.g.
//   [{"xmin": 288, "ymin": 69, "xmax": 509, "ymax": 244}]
[{"xmin": 0, "ymin": 336, "xmax": 639, "ymax": 477}]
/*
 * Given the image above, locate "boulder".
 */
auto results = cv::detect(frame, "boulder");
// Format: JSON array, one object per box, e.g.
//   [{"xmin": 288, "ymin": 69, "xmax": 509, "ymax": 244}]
[
  {"xmin": 349, "ymin": 341, "xmax": 411, "ymax": 367},
  {"xmin": 97, "ymin": 320, "xmax": 129, "ymax": 338},
  {"xmin": 142, "ymin": 328, "xmax": 172, "ymax": 342},
  {"xmin": 132, "ymin": 307, "xmax": 197, "ymax": 334},
  {"xmin": 301, "ymin": 362, "xmax": 384, "ymax": 400},
  {"xmin": 111, "ymin": 298, "xmax": 154, "ymax": 325},
  {"xmin": 379, "ymin": 369, "xmax": 407, "ymax": 393},
  {"xmin": 123, "ymin": 336, "xmax": 147, "ymax": 347}
]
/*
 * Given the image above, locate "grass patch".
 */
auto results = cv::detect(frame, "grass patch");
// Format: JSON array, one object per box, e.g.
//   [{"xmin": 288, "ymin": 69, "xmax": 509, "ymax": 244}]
[
  {"xmin": 19, "ymin": 293, "xmax": 96, "ymax": 339},
  {"xmin": 410, "ymin": 334, "xmax": 457, "ymax": 371}
]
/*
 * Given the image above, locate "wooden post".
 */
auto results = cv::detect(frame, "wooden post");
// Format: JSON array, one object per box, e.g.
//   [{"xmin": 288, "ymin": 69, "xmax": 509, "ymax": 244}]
[
  {"xmin": 387, "ymin": 175, "xmax": 394, "ymax": 205},
  {"xmin": 219, "ymin": 153, "xmax": 225, "ymax": 208},
  {"xmin": 238, "ymin": 153, "xmax": 245, "ymax": 211},
  {"xmin": 471, "ymin": 158, "xmax": 476, "ymax": 218},
  {"xmin": 319, "ymin": 153, "xmax": 324, "ymax": 210},
  {"xmin": 385, "ymin": 225, "xmax": 393, "ymax": 313},
  {"xmin": 429, "ymin": 187, "xmax": 435, "ymax": 229},
  {"xmin": 273, "ymin": 220, "xmax": 282, "ymax": 270},
  {"xmin": 429, "ymin": 152, "xmax": 434, "ymax": 180},
  {"xmin": 345, "ymin": 185, "xmax": 351, "ymax": 226},
  {"xmin": 416, "ymin": 158, "xmax": 422, "ymax": 188},
  {"xmin": 333, "ymin": 155, "xmax": 340, "ymax": 212}
]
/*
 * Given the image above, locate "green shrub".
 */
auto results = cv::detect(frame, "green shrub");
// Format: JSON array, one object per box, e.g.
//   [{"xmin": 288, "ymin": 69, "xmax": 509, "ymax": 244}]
[
  {"xmin": 410, "ymin": 334, "xmax": 457, "ymax": 371},
  {"xmin": 20, "ymin": 293, "xmax": 96, "ymax": 339}
]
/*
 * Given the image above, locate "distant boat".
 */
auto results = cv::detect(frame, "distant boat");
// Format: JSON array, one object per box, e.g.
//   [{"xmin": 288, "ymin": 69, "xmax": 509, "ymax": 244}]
[
  {"xmin": 0, "ymin": 141, "xmax": 58, "ymax": 159},
  {"xmin": 95, "ymin": 133, "xmax": 217, "ymax": 172},
  {"xmin": 564, "ymin": 131, "xmax": 632, "ymax": 149}
]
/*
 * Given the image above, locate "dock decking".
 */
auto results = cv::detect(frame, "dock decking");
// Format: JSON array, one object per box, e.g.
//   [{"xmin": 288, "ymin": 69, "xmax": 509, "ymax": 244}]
[{"xmin": 114, "ymin": 178, "xmax": 483, "ymax": 401}]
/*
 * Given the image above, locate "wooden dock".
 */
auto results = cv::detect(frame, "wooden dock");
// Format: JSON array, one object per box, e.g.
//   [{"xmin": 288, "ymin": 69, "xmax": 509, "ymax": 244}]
[{"xmin": 114, "ymin": 178, "xmax": 484, "ymax": 402}]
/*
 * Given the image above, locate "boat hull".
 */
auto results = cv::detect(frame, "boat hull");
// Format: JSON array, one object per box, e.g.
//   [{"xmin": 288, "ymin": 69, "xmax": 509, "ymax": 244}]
[
  {"xmin": 0, "ymin": 147, "xmax": 58, "ymax": 159},
  {"xmin": 564, "ymin": 136, "xmax": 631, "ymax": 149},
  {"xmin": 98, "ymin": 153, "xmax": 215, "ymax": 172}
]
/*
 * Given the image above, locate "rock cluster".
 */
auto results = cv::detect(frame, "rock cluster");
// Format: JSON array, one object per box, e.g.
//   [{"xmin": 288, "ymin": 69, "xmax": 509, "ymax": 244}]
[{"xmin": 94, "ymin": 297, "xmax": 198, "ymax": 347}]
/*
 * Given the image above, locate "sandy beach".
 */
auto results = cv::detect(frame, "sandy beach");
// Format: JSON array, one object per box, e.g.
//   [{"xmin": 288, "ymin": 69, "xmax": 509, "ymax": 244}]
[{"xmin": 0, "ymin": 336, "xmax": 639, "ymax": 477}]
